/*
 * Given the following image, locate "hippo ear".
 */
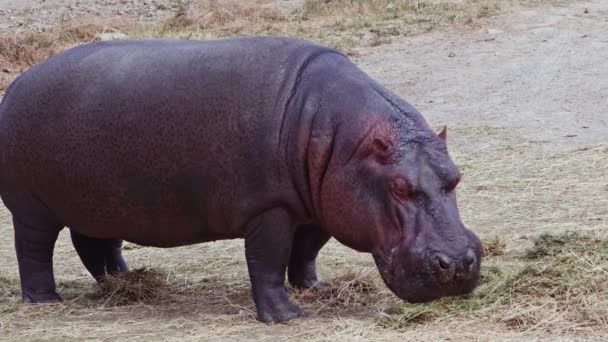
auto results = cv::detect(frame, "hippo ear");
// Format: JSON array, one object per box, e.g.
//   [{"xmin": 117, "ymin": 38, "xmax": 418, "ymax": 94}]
[
  {"xmin": 368, "ymin": 137, "xmax": 393, "ymax": 164},
  {"xmin": 438, "ymin": 126, "xmax": 447, "ymax": 141}
]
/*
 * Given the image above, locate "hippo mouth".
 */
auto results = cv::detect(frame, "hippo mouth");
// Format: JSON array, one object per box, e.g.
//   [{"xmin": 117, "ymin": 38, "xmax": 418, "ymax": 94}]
[{"xmin": 372, "ymin": 246, "xmax": 482, "ymax": 303}]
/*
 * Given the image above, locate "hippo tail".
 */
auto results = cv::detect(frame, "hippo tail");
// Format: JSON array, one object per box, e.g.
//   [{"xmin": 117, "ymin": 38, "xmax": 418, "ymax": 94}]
[{"xmin": 0, "ymin": 76, "xmax": 18, "ymax": 186}]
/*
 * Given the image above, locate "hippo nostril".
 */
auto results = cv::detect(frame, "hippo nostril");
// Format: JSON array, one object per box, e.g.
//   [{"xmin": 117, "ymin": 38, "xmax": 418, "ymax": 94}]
[
  {"xmin": 462, "ymin": 249, "xmax": 478, "ymax": 277},
  {"xmin": 464, "ymin": 249, "xmax": 476, "ymax": 266},
  {"xmin": 434, "ymin": 253, "xmax": 455, "ymax": 284},
  {"xmin": 436, "ymin": 253, "xmax": 452, "ymax": 270}
]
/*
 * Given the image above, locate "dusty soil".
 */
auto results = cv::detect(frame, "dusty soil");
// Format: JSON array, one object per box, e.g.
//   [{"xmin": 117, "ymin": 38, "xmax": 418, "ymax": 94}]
[
  {"xmin": 0, "ymin": 0, "xmax": 175, "ymax": 32},
  {"xmin": 357, "ymin": 0, "xmax": 608, "ymax": 151},
  {"xmin": 0, "ymin": 0, "xmax": 607, "ymax": 341},
  {"xmin": 0, "ymin": 0, "xmax": 304, "ymax": 32}
]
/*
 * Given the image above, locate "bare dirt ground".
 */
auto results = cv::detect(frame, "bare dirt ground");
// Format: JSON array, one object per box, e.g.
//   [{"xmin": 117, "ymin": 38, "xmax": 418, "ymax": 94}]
[{"xmin": 0, "ymin": 0, "xmax": 607, "ymax": 341}]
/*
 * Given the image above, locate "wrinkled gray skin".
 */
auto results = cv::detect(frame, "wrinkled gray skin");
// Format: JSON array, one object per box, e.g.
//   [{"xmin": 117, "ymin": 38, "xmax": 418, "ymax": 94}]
[{"xmin": 0, "ymin": 37, "xmax": 482, "ymax": 323}]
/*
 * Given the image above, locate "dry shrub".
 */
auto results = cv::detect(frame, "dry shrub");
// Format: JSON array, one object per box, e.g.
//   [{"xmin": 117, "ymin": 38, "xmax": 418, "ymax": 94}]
[
  {"xmin": 57, "ymin": 16, "xmax": 133, "ymax": 42},
  {"xmin": 95, "ymin": 268, "xmax": 167, "ymax": 306},
  {"xmin": 0, "ymin": 33, "xmax": 58, "ymax": 68},
  {"xmin": 160, "ymin": 0, "xmax": 286, "ymax": 34},
  {"xmin": 191, "ymin": 0, "xmax": 285, "ymax": 26}
]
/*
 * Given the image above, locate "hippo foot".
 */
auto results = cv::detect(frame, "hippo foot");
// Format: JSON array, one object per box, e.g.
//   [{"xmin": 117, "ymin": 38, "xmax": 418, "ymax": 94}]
[
  {"xmin": 257, "ymin": 301, "xmax": 309, "ymax": 323},
  {"xmin": 255, "ymin": 288, "xmax": 310, "ymax": 323},
  {"xmin": 22, "ymin": 290, "xmax": 63, "ymax": 304}
]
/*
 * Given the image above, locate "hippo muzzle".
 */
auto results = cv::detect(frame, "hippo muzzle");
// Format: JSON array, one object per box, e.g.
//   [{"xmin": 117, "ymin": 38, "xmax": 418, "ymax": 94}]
[{"xmin": 374, "ymin": 227, "xmax": 483, "ymax": 302}]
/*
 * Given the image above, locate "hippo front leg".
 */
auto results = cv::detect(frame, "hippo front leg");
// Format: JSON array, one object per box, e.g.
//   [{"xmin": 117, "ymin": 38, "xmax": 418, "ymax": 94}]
[{"xmin": 244, "ymin": 208, "xmax": 309, "ymax": 323}]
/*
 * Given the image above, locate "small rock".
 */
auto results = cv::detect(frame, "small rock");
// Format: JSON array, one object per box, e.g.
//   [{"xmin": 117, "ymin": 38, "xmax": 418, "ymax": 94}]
[
  {"xmin": 487, "ymin": 28, "xmax": 503, "ymax": 35},
  {"xmin": 96, "ymin": 32, "xmax": 128, "ymax": 41},
  {"xmin": 385, "ymin": 3, "xmax": 396, "ymax": 11},
  {"xmin": 428, "ymin": 98, "xmax": 446, "ymax": 104},
  {"xmin": 448, "ymin": 52, "xmax": 456, "ymax": 57},
  {"xmin": 238, "ymin": 309, "xmax": 254, "ymax": 317},
  {"xmin": 584, "ymin": 8, "xmax": 589, "ymax": 14},
  {"xmin": 564, "ymin": 134, "xmax": 577, "ymax": 138}
]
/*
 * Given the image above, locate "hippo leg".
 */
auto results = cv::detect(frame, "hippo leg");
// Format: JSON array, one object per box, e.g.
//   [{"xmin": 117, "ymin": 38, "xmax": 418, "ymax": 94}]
[
  {"xmin": 244, "ymin": 208, "xmax": 308, "ymax": 323},
  {"xmin": 13, "ymin": 215, "xmax": 63, "ymax": 303},
  {"xmin": 288, "ymin": 224, "xmax": 331, "ymax": 289},
  {"xmin": 70, "ymin": 230, "xmax": 128, "ymax": 282}
]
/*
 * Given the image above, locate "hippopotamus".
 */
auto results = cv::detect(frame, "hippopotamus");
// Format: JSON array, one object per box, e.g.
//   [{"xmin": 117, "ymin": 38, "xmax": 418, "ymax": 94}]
[{"xmin": 0, "ymin": 37, "xmax": 482, "ymax": 322}]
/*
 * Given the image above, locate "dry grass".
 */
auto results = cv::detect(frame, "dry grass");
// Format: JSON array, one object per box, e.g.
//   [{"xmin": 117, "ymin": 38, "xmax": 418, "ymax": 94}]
[
  {"xmin": 483, "ymin": 236, "xmax": 507, "ymax": 257},
  {"xmin": 56, "ymin": 16, "xmax": 134, "ymax": 43},
  {"xmin": 293, "ymin": 271, "xmax": 379, "ymax": 310},
  {"xmin": 94, "ymin": 268, "xmax": 168, "ymax": 307},
  {"xmin": 0, "ymin": 33, "xmax": 58, "ymax": 69}
]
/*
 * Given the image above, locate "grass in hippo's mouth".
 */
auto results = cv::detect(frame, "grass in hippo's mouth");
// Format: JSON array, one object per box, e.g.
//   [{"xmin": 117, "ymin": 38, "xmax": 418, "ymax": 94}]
[{"xmin": 376, "ymin": 232, "xmax": 608, "ymax": 330}]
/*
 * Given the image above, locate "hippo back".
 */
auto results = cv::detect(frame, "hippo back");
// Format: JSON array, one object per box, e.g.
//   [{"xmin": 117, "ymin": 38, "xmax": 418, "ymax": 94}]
[{"xmin": 0, "ymin": 37, "xmax": 343, "ymax": 245}]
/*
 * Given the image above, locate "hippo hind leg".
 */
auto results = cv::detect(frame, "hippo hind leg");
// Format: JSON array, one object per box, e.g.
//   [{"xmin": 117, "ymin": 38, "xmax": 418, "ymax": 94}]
[
  {"xmin": 4, "ymin": 193, "xmax": 64, "ymax": 303},
  {"xmin": 70, "ymin": 230, "xmax": 128, "ymax": 282},
  {"xmin": 288, "ymin": 224, "xmax": 331, "ymax": 289}
]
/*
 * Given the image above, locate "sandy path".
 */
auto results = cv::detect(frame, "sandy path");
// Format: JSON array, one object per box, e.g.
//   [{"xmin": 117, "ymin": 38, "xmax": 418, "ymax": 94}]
[{"xmin": 358, "ymin": 0, "xmax": 608, "ymax": 151}]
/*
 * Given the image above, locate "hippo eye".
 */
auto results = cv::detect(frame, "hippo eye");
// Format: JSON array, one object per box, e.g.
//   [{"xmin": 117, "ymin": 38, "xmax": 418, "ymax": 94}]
[{"xmin": 391, "ymin": 178, "xmax": 410, "ymax": 200}]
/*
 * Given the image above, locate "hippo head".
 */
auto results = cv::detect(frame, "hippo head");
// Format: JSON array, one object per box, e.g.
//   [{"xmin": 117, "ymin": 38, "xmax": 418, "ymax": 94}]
[{"xmin": 317, "ymin": 119, "xmax": 482, "ymax": 303}]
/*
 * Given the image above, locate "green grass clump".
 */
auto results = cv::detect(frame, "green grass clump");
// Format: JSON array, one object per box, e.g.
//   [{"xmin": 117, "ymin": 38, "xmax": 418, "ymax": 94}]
[
  {"xmin": 524, "ymin": 232, "xmax": 608, "ymax": 259},
  {"xmin": 377, "ymin": 232, "xmax": 608, "ymax": 329}
]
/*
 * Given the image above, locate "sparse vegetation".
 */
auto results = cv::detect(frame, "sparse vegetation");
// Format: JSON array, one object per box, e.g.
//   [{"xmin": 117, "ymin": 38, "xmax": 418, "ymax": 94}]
[{"xmin": 139, "ymin": 0, "xmax": 566, "ymax": 52}]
